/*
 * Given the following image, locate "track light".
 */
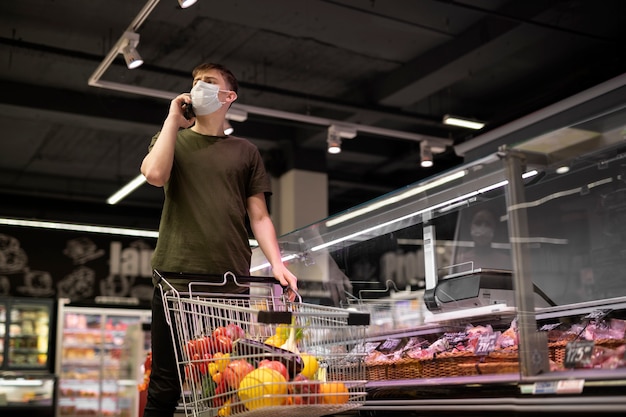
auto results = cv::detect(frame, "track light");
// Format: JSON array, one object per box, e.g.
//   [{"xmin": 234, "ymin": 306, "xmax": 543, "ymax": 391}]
[
  {"xmin": 327, "ymin": 129, "xmax": 342, "ymax": 154},
  {"xmin": 327, "ymin": 124, "xmax": 357, "ymax": 154},
  {"xmin": 223, "ymin": 121, "xmax": 234, "ymax": 135},
  {"xmin": 443, "ymin": 114, "xmax": 485, "ymax": 130},
  {"xmin": 120, "ymin": 31, "xmax": 143, "ymax": 69},
  {"xmin": 420, "ymin": 141, "xmax": 433, "ymax": 168},
  {"xmin": 178, "ymin": 0, "xmax": 198, "ymax": 8}
]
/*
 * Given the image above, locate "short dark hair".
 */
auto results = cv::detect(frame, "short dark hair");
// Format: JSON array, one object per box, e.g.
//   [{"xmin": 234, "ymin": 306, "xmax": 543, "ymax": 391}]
[{"xmin": 192, "ymin": 63, "xmax": 239, "ymax": 93}]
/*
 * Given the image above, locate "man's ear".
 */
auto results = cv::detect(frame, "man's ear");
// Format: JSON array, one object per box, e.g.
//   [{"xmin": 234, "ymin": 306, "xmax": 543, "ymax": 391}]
[{"xmin": 226, "ymin": 90, "xmax": 238, "ymax": 104}]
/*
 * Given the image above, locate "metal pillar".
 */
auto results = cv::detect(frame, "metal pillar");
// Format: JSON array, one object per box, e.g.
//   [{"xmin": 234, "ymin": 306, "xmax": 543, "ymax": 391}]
[{"xmin": 501, "ymin": 146, "xmax": 549, "ymax": 377}]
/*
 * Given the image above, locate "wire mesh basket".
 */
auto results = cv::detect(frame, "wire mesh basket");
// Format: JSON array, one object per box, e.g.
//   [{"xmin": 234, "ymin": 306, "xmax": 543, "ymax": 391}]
[
  {"xmin": 342, "ymin": 280, "xmax": 425, "ymax": 337},
  {"xmin": 157, "ymin": 270, "xmax": 370, "ymax": 417}
]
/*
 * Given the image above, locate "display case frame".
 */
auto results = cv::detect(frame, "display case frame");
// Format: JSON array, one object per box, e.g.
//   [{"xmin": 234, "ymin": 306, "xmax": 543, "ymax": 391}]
[{"xmin": 250, "ymin": 73, "xmax": 626, "ymax": 414}]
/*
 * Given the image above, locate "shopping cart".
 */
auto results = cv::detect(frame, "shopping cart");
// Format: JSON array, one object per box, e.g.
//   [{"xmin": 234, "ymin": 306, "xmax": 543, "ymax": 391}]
[
  {"xmin": 342, "ymin": 280, "xmax": 425, "ymax": 337},
  {"xmin": 156, "ymin": 270, "xmax": 370, "ymax": 417}
]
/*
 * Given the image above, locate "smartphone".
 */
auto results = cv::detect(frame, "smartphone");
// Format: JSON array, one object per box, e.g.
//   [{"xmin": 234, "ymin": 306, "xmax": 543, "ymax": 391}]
[{"xmin": 182, "ymin": 102, "xmax": 195, "ymax": 119}]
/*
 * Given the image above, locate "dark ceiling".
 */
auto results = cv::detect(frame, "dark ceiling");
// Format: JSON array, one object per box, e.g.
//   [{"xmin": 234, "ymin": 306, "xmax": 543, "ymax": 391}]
[{"xmin": 1, "ymin": 0, "xmax": 625, "ymax": 231}]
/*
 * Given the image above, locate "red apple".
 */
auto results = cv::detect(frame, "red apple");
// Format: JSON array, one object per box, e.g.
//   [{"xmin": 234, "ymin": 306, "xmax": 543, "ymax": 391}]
[
  {"xmin": 225, "ymin": 324, "xmax": 246, "ymax": 341},
  {"xmin": 223, "ymin": 359, "xmax": 254, "ymax": 388},
  {"xmin": 289, "ymin": 374, "xmax": 320, "ymax": 404},
  {"xmin": 258, "ymin": 359, "xmax": 289, "ymax": 380}
]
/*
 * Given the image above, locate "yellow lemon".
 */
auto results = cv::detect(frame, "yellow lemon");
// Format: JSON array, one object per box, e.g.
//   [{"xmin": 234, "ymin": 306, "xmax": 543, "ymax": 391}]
[{"xmin": 299, "ymin": 353, "xmax": 319, "ymax": 379}]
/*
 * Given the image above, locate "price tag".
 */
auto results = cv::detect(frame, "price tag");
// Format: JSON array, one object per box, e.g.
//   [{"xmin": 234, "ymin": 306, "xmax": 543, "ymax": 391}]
[
  {"xmin": 475, "ymin": 331, "xmax": 500, "ymax": 356},
  {"xmin": 539, "ymin": 322, "xmax": 561, "ymax": 331},
  {"xmin": 532, "ymin": 381, "xmax": 558, "ymax": 395},
  {"xmin": 564, "ymin": 340, "xmax": 594, "ymax": 368},
  {"xmin": 584, "ymin": 309, "xmax": 612, "ymax": 321}
]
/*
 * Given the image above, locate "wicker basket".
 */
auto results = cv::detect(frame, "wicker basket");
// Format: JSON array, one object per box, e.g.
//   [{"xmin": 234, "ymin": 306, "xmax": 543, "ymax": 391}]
[
  {"xmin": 419, "ymin": 350, "xmax": 518, "ymax": 378},
  {"xmin": 549, "ymin": 338, "xmax": 626, "ymax": 365},
  {"xmin": 365, "ymin": 363, "xmax": 392, "ymax": 381},
  {"xmin": 457, "ymin": 361, "xmax": 520, "ymax": 376},
  {"xmin": 386, "ymin": 358, "xmax": 423, "ymax": 379}
]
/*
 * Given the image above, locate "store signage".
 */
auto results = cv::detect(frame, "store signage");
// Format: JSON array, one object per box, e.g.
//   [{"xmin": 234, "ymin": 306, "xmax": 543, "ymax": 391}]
[{"xmin": 0, "ymin": 225, "xmax": 155, "ymax": 306}]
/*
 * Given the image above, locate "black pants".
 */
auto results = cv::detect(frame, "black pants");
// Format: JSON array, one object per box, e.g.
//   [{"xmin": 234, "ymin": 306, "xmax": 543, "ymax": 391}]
[{"xmin": 143, "ymin": 285, "xmax": 182, "ymax": 417}]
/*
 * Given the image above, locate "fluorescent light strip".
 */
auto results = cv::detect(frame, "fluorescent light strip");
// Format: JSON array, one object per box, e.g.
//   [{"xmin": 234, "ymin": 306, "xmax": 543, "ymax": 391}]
[
  {"xmin": 443, "ymin": 115, "xmax": 485, "ymax": 130},
  {"xmin": 311, "ymin": 170, "xmax": 538, "ymax": 253},
  {"xmin": 0, "ymin": 217, "xmax": 159, "ymax": 238},
  {"xmin": 0, "ymin": 217, "xmax": 259, "ymax": 247},
  {"xmin": 325, "ymin": 169, "xmax": 467, "ymax": 227},
  {"xmin": 249, "ymin": 253, "xmax": 299, "ymax": 273},
  {"xmin": 107, "ymin": 174, "xmax": 147, "ymax": 205},
  {"xmin": 0, "ymin": 379, "xmax": 44, "ymax": 387}
]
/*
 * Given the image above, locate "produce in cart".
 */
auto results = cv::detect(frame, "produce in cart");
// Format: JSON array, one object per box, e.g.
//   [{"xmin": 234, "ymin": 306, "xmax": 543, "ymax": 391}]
[{"xmin": 158, "ymin": 273, "xmax": 369, "ymax": 417}]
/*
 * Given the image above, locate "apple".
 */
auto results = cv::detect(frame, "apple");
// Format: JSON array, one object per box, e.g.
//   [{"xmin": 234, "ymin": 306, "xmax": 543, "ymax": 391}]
[
  {"xmin": 258, "ymin": 359, "xmax": 289, "ymax": 380},
  {"xmin": 225, "ymin": 324, "xmax": 245, "ymax": 341},
  {"xmin": 289, "ymin": 374, "xmax": 320, "ymax": 405},
  {"xmin": 223, "ymin": 359, "xmax": 254, "ymax": 388}
]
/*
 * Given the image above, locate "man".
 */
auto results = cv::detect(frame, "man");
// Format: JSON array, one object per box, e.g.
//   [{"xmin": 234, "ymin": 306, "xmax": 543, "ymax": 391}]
[{"xmin": 140, "ymin": 62, "xmax": 298, "ymax": 417}]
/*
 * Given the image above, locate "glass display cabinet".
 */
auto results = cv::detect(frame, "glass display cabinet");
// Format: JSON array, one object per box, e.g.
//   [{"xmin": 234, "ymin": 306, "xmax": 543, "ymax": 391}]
[
  {"xmin": 250, "ymin": 75, "xmax": 626, "ymax": 414},
  {"xmin": 0, "ymin": 297, "xmax": 56, "ymax": 417},
  {"xmin": 55, "ymin": 302, "xmax": 151, "ymax": 417}
]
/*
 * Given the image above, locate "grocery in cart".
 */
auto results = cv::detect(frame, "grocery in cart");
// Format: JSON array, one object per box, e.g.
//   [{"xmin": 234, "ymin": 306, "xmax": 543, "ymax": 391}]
[{"xmin": 156, "ymin": 270, "xmax": 370, "ymax": 417}]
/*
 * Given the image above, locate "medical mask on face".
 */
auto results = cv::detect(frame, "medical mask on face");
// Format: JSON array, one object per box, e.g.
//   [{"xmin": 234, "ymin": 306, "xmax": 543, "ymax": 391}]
[
  {"xmin": 190, "ymin": 80, "xmax": 227, "ymax": 115},
  {"xmin": 471, "ymin": 225, "xmax": 494, "ymax": 241}
]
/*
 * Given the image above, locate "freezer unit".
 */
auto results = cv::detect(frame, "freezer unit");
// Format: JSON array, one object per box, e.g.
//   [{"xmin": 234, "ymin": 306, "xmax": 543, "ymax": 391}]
[{"xmin": 55, "ymin": 301, "xmax": 151, "ymax": 417}]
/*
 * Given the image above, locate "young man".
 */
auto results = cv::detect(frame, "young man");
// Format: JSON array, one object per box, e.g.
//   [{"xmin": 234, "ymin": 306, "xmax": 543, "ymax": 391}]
[{"xmin": 140, "ymin": 62, "xmax": 298, "ymax": 417}]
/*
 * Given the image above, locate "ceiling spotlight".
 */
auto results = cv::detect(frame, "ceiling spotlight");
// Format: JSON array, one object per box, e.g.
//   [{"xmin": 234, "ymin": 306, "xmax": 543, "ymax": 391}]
[
  {"xmin": 420, "ymin": 141, "xmax": 433, "ymax": 168},
  {"xmin": 327, "ymin": 128, "xmax": 342, "ymax": 154},
  {"xmin": 555, "ymin": 165, "xmax": 570, "ymax": 174},
  {"xmin": 120, "ymin": 31, "xmax": 143, "ymax": 69},
  {"xmin": 224, "ymin": 121, "xmax": 234, "ymax": 135},
  {"xmin": 443, "ymin": 114, "xmax": 485, "ymax": 130},
  {"xmin": 327, "ymin": 124, "xmax": 357, "ymax": 154},
  {"xmin": 178, "ymin": 0, "xmax": 198, "ymax": 8}
]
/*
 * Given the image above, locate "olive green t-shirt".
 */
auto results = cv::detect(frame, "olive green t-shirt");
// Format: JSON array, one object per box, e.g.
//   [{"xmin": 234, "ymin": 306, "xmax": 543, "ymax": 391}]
[{"xmin": 148, "ymin": 129, "xmax": 271, "ymax": 282}]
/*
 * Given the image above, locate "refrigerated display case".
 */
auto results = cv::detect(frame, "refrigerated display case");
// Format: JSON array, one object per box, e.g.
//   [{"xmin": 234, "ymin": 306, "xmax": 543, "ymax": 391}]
[
  {"xmin": 0, "ymin": 297, "xmax": 56, "ymax": 417},
  {"xmin": 250, "ymin": 73, "xmax": 626, "ymax": 414},
  {"xmin": 55, "ymin": 301, "xmax": 151, "ymax": 417}
]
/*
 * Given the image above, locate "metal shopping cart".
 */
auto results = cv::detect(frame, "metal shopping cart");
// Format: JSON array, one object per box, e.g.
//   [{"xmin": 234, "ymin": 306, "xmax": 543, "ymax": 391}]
[
  {"xmin": 342, "ymin": 280, "xmax": 425, "ymax": 337},
  {"xmin": 156, "ymin": 270, "xmax": 370, "ymax": 417}
]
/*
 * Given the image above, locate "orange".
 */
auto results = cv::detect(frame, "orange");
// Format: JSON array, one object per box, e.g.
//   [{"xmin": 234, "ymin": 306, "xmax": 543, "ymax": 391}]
[
  {"xmin": 319, "ymin": 381, "xmax": 349, "ymax": 404},
  {"xmin": 237, "ymin": 367, "xmax": 287, "ymax": 410}
]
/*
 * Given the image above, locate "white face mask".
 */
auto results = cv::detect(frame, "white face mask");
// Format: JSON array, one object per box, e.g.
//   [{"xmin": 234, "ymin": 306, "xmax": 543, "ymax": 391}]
[
  {"xmin": 190, "ymin": 80, "xmax": 228, "ymax": 115},
  {"xmin": 471, "ymin": 225, "xmax": 494, "ymax": 241}
]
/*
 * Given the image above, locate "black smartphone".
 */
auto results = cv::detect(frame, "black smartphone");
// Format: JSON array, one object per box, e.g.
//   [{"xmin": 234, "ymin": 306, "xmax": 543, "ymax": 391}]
[{"xmin": 182, "ymin": 102, "xmax": 195, "ymax": 119}]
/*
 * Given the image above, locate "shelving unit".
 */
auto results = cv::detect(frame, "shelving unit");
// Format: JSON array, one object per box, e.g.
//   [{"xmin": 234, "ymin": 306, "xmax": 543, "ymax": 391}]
[{"xmin": 55, "ymin": 303, "xmax": 150, "ymax": 417}]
